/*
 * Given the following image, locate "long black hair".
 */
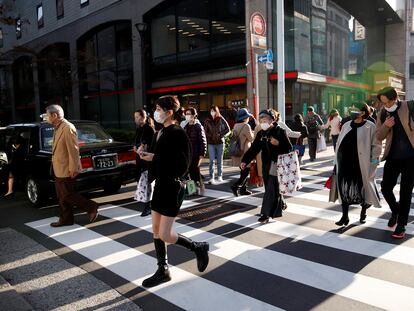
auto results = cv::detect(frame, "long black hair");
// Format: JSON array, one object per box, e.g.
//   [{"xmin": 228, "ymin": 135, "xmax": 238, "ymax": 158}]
[{"xmin": 135, "ymin": 109, "xmax": 154, "ymax": 128}]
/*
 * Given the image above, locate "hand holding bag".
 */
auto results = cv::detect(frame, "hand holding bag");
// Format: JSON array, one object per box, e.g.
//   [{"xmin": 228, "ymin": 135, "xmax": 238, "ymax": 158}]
[
  {"xmin": 270, "ymin": 151, "xmax": 302, "ymax": 194},
  {"xmin": 185, "ymin": 178, "xmax": 197, "ymax": 196},
  {"xmin": 134, "ymin": 170, "xmax": 154, "ymax": 203}
]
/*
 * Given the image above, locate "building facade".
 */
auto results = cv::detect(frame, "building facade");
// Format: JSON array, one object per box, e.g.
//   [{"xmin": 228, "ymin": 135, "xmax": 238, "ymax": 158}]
[{"xmin": 0, "ymin": 0, "xmax": 409, "ymax": 129}]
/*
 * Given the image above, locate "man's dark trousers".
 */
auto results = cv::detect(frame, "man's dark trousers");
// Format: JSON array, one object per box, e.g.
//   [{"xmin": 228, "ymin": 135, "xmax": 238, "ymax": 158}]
[
  {"xmin": 381, "ymin": 157, "xmax": 414, "ymax": 226},
  {"xmin": 308, "ymin": 138, "xmax": 317, "ymax": 160},
  {"xmin": 55, "ymin": 177, "xmax": 98, "ymax": 224}
]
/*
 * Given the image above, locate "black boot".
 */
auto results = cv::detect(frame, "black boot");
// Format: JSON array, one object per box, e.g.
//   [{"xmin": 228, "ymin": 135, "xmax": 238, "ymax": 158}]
[
  {"xmin": 231, "ymin": 184, "xmax": 240, "ymax": 197},
  {"xmin": 176, "ymin": 234, "xmax": 209, "ymax": 272},
  {"xmin": 335, "ymin": 204, "xmax": 349, "ymax": 226},
  {"xmin": 239, "ymin": 186, "xmax": 252, "ymax": 195},
  {"xmin": 142, "ymin": 239, "xmax": 171, "ymax": 288},
  {"xmin": 359, "ymin": 203, "xmax": 371, "ymax": 224},
  {"xmin": 141, "ymin": 202, "xmax": 151, "ymax": 217}
]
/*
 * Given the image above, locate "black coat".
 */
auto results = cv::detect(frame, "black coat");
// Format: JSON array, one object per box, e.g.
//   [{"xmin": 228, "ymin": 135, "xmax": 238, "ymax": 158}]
[
  {"xmin": 242, "ymin": 123, "xmax": 292, "ymax": 174},
  {"xmin": 135, "ymin": 123, "xmax": 155, "ymax": 172},
  {"xmin": 184, "ymin": 121, "xmax": 207, "ymax": 160},
  {"xmin": 150, "ymin": 124, "xmax": 191, "ymax": 181},
  {"xmin": 289, "ymin": 121, "xmax": 308, "ymax": 145}
]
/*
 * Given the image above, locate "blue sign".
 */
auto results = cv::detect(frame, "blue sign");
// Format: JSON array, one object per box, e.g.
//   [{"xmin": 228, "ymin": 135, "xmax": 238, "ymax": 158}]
[
  {"xmin": 257, "ymin": 55, "xmax": 268, "ymax": 63},
  {"xmin": 265, "ymin": 49, "xmax": 273, "ymax": 62}
]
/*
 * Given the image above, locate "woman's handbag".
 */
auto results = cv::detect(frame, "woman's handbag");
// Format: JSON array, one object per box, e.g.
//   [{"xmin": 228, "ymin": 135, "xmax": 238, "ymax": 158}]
[
  {"xmin": 317, "ymin": 135, "xmax": 327, "ymax": 153},
  {"xmin": 270, "ymin": 151, "xmax": 302, "ymax": 194},
  {"xmin": 325, "ymin": 174, "xmax": 333, "ymax": 189},
  {"xmin": 248, "ymin": 162, "xmax": 262, "ymax": 186},
  {"xmin": 185, "ymin": 179, "xmax": 197, "ymax": 196},
  {"xmin": 292, "ymin": 139, "xmax": 305, "ymax": 157},
  {"xmin": 328, "ymin": 173, "xmax": 338, "ymax": 203},
  {"xmin": 134, "ymin": 170, "xmax": 154, "ymax": 203}
]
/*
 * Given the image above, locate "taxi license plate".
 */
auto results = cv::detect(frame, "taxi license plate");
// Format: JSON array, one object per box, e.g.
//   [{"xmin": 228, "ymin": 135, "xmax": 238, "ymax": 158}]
[{"xmin": 94, "ymin": 156, "xmax": 116, "ymax": 169}]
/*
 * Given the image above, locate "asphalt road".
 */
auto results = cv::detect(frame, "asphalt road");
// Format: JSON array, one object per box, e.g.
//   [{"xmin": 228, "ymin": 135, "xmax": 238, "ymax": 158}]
[{"xmin": 1, "ymin": 148, "xmax": 414, "ymax": 311}]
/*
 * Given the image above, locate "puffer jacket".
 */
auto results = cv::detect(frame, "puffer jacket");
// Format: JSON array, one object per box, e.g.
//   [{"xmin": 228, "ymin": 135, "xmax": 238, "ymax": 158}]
[
  {"xmin": 204, "ymin": 116, "xmax": 230, "ymax": 145},
  {"xmin": 184, "ymin": 120, "xmax": 207, "ymax": 160}
]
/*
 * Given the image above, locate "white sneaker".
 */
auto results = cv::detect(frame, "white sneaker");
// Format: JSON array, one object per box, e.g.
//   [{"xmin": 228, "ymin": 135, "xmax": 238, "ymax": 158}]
[
  {"xmin": 209, "ymin": 179, "xmax": 217, "ymax": 185},
  {"xmin": 217, "ymin": 176, "xmax": 223, "ymax": 183}
]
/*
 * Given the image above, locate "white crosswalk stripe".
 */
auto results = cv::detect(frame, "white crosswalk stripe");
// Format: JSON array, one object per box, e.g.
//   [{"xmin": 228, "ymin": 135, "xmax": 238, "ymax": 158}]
[{"xmin": 25, "ymin": 160, "xmax": 414, "ymax": 311}]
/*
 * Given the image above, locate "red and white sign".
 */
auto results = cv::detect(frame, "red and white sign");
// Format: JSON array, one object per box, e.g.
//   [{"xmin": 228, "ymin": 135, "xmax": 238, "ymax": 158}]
[{"xmin": 250, "ymin": 12, "xmax": 267, "ymax": 49}]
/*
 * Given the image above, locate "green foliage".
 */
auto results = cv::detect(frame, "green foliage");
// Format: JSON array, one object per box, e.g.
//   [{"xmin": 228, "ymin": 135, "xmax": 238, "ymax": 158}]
[
  {"xmin": 223, "ymin": 131, "xmax": 232, "ymax": 159},
  {"xmin": 107, "ymin": 128, "xmax": 135, "ymax": 144}
]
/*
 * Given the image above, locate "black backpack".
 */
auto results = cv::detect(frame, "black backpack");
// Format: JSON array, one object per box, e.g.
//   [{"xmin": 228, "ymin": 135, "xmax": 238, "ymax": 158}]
[{"xmin": 380, "ymin": 100, "xmax": 414, "ymax": 130}]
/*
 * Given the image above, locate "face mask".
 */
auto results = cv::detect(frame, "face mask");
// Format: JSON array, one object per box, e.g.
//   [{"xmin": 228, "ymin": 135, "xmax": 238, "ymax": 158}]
[
  {"xmin": 350, "ymin": 111, "xmax": 360, "ymax": 121},
  {"xmin": 154, "ymin": 111, "xmax": 166, "ymax": 124},
  {"xmin": 185, "ymin": 115, "xmax": 193, "ymax": 122},
  {"xmin": 260, "ymin": 123, "xmax": 270, "ymax": 131},
  {"xmin": 211, "ymin": 111, "xmax": 216, "ymax": 118},
  {"xmin": 384, "ymin": 103, "xmax": 398, "ymax": 112}
]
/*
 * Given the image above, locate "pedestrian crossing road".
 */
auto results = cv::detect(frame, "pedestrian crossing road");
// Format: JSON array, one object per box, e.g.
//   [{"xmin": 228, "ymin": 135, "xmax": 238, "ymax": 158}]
[{"xmin": 25, "ymin": 157, "xmax": 414, "ymax": 310}]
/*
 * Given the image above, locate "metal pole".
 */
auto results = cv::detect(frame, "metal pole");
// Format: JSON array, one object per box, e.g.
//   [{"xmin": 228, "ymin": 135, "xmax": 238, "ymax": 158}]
[
  {"xmin": 276, "ymin": 0, "xmax": 285, "ymax": 121},
  {"xmin": 255, "ymin": 53, "xmax": 260, "ymax": 116}
]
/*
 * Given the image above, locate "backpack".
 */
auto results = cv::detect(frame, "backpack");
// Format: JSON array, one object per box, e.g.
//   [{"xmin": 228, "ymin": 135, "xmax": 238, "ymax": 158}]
[
  {"xmin": 228, "ymin": 125, "xmax": 245, "ymax": 157},
  {"xmin": 380, "ymin": 100, "xmax": 414, "ymax": 130}
]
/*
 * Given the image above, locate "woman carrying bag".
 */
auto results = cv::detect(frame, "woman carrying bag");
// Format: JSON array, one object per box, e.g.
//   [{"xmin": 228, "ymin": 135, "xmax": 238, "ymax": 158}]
[
  {"xmin": 334, "ymin": 102, "xmax": 382, "ymax": 226},
  {"xmin": 240, "ymin": 109, "xmax": 292, "ymax": 224},
  {"xmin": 138, "ymin": 95, "xmax": 209, "ymax": 288},
  {"xmin": 133, "ymin": 109, "xmax": 155, "ymax": 216},
  {"xmin": 289, "ymin": 113, "xmax": 308, "ymax": 165}
]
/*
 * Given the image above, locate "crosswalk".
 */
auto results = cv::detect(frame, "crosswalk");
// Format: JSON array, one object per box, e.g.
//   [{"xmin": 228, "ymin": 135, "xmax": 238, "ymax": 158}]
[{"xmin": 25, "ymin": 159, "xmax": 414, "ymax": 310}]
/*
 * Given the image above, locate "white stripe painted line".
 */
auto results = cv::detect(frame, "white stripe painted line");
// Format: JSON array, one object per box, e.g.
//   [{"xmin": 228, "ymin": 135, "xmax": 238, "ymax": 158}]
[
  {"xmin": 25, "ymin": 218, "xmax": 281, "ymax": 311},
  {"xmin": 96, "ymin": 206, "xmax": 414, "ymax": 311}
]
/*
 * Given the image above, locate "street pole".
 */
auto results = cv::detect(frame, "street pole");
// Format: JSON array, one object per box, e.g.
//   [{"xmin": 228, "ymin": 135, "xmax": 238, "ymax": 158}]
[
  {"xmin": 255, "ymin": 53, "xmax": 259, "ymax": 117},
  {"xmin": 276, "ymin": 0, "xmax": 285, "ymax": 121}
]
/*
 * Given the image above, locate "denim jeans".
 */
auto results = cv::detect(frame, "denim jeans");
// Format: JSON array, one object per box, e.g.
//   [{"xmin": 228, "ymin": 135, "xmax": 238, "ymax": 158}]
[{"xmin": 208, "ymin": 143, "xmax": 224, "ymax": 178}]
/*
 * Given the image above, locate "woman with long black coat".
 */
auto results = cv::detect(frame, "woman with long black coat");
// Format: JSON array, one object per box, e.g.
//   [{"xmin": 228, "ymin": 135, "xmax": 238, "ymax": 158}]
[
  {"xmin": 138, "ymin": 95, "xmax": 209, "ymax": 288},
  {"xmin": 133, "ymin": 109, "xmax": 155, "ymax": 216},
  {"xmin": 241, "ymin": 109, "xmax": 292, "ymax": 223}
]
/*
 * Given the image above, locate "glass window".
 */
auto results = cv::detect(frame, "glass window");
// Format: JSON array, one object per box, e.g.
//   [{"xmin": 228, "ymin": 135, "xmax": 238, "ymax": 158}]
[
  {"xmin": 37, "ymin": 4, "xmax": 44, "ymax": 28},
  {"xmin": 177, "ymin": 0, "xmax": 210, "ymax": 53},
  {"xmin": 97, "ymin": 27, "xmax": 116, "ymax": 70},
  {"xmin": 83, "ymin": 36, "xmax": 98, "ymax": 73},
  {"xmin": 56, "ymin": 0, "xmax": 64, "ymax": 18},
  {"xmin": 410, "ymin": 58, "xmax": 414, "ymax": 78},
  {"xmin": 0, "ymin": 28, "xmax": 3, "ymax": 48},
  {"xmin": 151, "ymin": 6, "xmax": 176, "ymax": 58},
  {"xmin": 81, "ymin": 0, "xmax": 89, "ymax": 6},
  {"xmin": 16, "ymin": 18, "xmax": 22, "ymax": 39},
  {"xmin": 116, "ymin": 23, "xmax": 132, "ymax": 70}
]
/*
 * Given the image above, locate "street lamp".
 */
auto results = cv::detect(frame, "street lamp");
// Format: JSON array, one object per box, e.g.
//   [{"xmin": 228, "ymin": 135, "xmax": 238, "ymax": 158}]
[{"xmin": 134, "ymin": 22, "xmax": 148, "ymax": 109}]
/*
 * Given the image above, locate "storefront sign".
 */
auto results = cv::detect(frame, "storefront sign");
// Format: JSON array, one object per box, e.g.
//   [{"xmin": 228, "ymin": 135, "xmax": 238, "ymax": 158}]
[
  {"xmin": 250, "ymin": 12, "xmax": 267, "ymax": 50},
  {"xmin": 373, "ymin": 73, "xmax": 404, "ymax": 92},
  {"xmin": 354, "ymin": 19, "xmax": 366, "ymax": 41},
  {"xmin": 312, "ymin": 0, "xmax": 326, "ymax": 11}
]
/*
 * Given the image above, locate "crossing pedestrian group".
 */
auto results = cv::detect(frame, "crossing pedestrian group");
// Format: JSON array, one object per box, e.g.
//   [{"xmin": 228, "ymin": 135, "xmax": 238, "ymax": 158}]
[{"xmin": 41, "ymin": 85, "xmax": 413, "ymax": 288}]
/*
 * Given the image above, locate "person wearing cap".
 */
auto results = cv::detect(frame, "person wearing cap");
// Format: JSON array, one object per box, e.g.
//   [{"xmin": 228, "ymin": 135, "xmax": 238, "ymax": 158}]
[
  {"xmin": 334, "ymin": 102, "xmax": 382, "ymax": 227},
  {"xmin": 322, "ymin": 109, "xmax": 342, "ymax": 151},
  {"xmin": 305, "ymin": 107, "xmax": 323, "ymax": 161},
  {"xmin": 240, "ymin": 109, "xmax": 292, "ymax": 223},
  {"xmin": 230, "ymin": 108, "xmax": 254, "ymax": 196},
  {"xmin": 376, "ymin": 86, "xmax": 414, "ymax": 239}
]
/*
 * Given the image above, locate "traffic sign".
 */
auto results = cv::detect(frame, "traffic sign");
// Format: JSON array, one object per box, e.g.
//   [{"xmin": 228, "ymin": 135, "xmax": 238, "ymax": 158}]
[
  {"xmin": 257, "ymin": 55, "xmax": 268, "ymax": 63},
  {"xmin": 265, "ymin": 61, "xmax": 274, "ymax": 70},
  {"xmin": 265, "ymin": 49, "xmax": 273, "ymax": 62}
]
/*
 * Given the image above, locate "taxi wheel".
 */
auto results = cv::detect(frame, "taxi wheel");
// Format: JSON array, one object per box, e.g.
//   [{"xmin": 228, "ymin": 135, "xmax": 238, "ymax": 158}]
[{"xmin": 26, "ymin": 176, "xmax": 46, "ymax": 207}]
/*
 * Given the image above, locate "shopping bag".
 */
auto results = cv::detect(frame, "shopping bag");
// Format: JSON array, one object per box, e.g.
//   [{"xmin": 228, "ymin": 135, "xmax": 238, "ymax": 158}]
[
  {"xmin": 328, "ymin": 174, "xmax": 338, "ymax": 203},
  {"xmin": 272, "ymin": 151, "xmax": 302, "ymax": 194},
  {"xmin": 317, "ymin": 135, "xmax": 327, "ymax": 153},
  {"xmin": 324, "ymin": 174, "xmax": 333, "ymax": 189},
  {"xmin": 134, "ymin": 170, "xmax": 154, "ymax": 203},
  {"xmin": 185, "ymin": 179, "xmax": 197, "ymax": 196},
  {"xmin": 293, "ymin": 144, "xmax": 305, "ymax": 157},
  {"xmin": 248, "ymin": 162, "xmax": 263, "ymax": 186}
]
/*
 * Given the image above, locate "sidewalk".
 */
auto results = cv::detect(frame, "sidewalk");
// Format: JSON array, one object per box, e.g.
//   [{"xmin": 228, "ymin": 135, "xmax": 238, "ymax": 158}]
[{"xmin": 0, "ymin": 227, "xmax": 142, "ymax": 311}]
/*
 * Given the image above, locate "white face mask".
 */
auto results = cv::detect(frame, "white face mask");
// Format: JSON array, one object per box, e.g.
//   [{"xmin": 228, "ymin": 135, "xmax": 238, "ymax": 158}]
[
  {"xmin": 185, "ymin": 115, "xmax": 193, "ymax": 122},
  {"xmin": 260, "ymin": 122, "xmax": 270, "ymax": 131},
  {"xmin": 211, "ymin": 111, "xmax": 216, "ymax": 118},
  {"xmin": 384, "ymin": 103, "xmax": 398, "ymax": 113},
  {"xmin": 154, "ymin": 111, "xmax": 167, "ymax": 124}
]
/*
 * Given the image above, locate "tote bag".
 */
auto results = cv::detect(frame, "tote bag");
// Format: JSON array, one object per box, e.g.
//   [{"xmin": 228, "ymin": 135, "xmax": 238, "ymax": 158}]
[
  {"xmin": 317, "ymin": 135, "xmax": 327, "ymax": 153},
  {"xmin": 270, "ymin": 151, "xmax": 302, "ymax": 194},
  {"xmin": 134, "ymin": 170, "xmax": 154, "ymax": 203}
]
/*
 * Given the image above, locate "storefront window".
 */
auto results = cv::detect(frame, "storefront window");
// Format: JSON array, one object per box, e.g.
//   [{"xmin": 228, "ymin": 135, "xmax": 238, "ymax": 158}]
[{"xmin": 151, "ymin": 6, "xmax": 176, "ymax": 59}]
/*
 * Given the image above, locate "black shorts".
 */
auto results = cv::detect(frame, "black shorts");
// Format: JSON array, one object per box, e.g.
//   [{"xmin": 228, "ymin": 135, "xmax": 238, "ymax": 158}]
[{"xmin": 151, "ymin": 178, "xmax": 185, "ymax": 217}]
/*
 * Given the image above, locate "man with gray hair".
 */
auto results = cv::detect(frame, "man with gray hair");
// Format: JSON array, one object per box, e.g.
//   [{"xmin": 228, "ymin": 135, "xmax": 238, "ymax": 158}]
[{"xmin": 45, "ymin": 104, "xmax": 98, "ymax": 227}]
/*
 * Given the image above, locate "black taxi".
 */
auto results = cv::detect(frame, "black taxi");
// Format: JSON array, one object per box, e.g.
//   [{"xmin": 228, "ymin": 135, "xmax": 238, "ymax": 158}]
[{"xmin": 0, "ymin": 121, "xmax": 136, "ymax": 206}]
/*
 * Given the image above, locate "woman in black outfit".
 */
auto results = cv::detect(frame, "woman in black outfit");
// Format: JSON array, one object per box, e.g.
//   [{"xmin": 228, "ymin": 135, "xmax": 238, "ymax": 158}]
[
  {"xmin": 241, "ymin": 109, "xmax": 292, "ymax": 223},
  {"xmin": 289, "ymin": 113, "xmax": 308, "ymax": 164},
  {"xmin": 139, "ymin": 95, "xmax": 209, "ymax": 288},
  {"xmin": 134, "ymin": 109, "xmax": 155, "ymax": 216}
]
